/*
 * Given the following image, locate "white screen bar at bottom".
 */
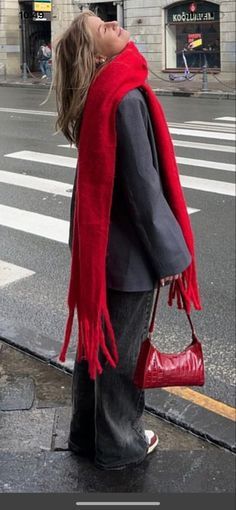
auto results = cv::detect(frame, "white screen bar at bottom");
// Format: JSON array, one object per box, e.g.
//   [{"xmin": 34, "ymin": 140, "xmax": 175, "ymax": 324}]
[{"xmin": 76, "ymin": 503, "xmax": 160, "ymax": 507}]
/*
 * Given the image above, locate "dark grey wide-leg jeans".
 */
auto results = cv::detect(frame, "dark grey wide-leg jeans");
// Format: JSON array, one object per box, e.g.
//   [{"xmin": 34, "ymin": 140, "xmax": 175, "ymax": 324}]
[{"xmin": 69, "ymin": 287, "xmax": 155, "ymax": 470}]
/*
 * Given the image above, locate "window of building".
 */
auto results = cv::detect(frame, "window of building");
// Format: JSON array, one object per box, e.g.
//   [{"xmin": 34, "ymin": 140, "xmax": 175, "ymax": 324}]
[
  {"xmin": 90, "ymin": 2, "xmax": 117, "ymax": 21},
  {"xmin": 165, "ymin": 1, "xmax": 220, "ymax": 70}
]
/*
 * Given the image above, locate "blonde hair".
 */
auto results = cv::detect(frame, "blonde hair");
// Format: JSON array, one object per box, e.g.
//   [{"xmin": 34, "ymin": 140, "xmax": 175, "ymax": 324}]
[{"xmin": 53, "ymin": 10, "xmax": 99, "ymax": 144}]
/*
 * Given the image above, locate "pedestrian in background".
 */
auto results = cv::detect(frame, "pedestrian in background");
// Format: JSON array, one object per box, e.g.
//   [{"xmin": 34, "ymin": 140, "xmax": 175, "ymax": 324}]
[
  {"xmin": 37, "ymin": 41, "xmax": 51, "ymax": 79},
  {"xmin": 53, "ymin": 10, "xmax": 201, "ymax": 470}
]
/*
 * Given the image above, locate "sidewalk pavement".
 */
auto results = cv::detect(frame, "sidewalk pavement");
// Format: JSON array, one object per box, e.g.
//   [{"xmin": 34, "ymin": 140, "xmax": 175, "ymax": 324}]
[
  {"xmin": 0, "ymin": 339, "xmax": 235, "ymax": 494},
  {"xmin": 0, "ymin": 72, "xmax": 235, "ymax": 99}
]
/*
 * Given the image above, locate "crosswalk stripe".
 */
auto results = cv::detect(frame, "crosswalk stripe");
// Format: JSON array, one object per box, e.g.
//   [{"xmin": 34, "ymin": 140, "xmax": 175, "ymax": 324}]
[
  {"xmin": 215, "ymin": 117, "xmax": 236, "ymax": 122},
  {"xmin": 180, "ymin": 175, "xmax": 235, "ymax": 196},
  {"xmin": 169, "ymin": 128, "xmax": 235, "ymax": 141},
  {"xmin": 3, "ymin": 152, "xmax": 234, "ymax": 198},
  {"xmin": 187, "ymin": 207, "xmax": 200, "ymax": 214},
  {"xmin": 173, "ymin": 140, "xmax": 235, "ymax": 153},
  {"xmin": 60, "ymin": 140, "xmax": 235, "ymax": 154},
  {"xmin": 0, "ymin": 107, "xmax": 235, "ymax": 128},
  {"xmin": 176, "ymin": 157, "xmax": 235, "ymax": 172},
  {"xmin": 5, "ymin": 151, "xmax": 76, "ymax": 169},
  {"xmin": 1, "ymin": 107, "xmax": 235, "ymax": 134},
  {"xmin": 0, "ymin": 171, "xmax": 73, "ymax": 196},
  {"xmin": 58, "ymin": 144, "xmax": 76, "ymax": 149},
  {"xmin": 0, "ymin": 260, "xmax": 35, "ymax": 288},
  {"xmin": 0, "ymin": 205, "xmax": 69, "ymax": 244},
  {"xmin": 5, "ymin": 149, "xmax": 235, "ymax": 175},
  {"xmin": 0, "ymin": 107, "xmax": 56, "ymax": 116},
  {"xmin": 185, "ymin": 121, "xmax": 236, "ymax": 130},
  {"xmin": 0, "ymin": 203, "xmax": 199, "ymax": 245},
  {"xmin": 1, "ymin": 106, "xmax": 235, "ymax": 133},
  {"xmin": 170, "ymin": 123, "xmax": 235, "ymax": 133},
  {"xmin": 0, "ymin": 173, "xmax": 200, "ymax": 216}
]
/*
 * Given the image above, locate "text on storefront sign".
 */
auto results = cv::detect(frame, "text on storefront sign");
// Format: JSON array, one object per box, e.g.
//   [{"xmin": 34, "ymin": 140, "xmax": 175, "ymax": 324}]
[{"xmin": 171, "ymin": 12, "xmax": 215, "ymax": 22}]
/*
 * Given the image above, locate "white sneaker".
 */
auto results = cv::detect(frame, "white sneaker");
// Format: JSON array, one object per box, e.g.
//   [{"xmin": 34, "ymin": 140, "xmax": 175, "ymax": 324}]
[
  {"xmin": 145, "ymin": 429, "xmax": 159, "ymax": 454},
  {"xmin": 41, "ymin": 74, "xmax": 47, "ymax": 79}
]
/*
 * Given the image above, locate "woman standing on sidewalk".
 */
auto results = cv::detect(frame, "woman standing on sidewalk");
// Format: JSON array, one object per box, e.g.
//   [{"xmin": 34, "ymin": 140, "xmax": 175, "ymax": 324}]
[{"xmin": 54, "ymin": 11, "xmax": 201, "ymax": 470}]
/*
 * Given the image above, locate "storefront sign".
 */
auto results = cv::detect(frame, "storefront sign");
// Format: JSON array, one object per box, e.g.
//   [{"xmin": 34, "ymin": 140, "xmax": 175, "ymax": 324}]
[
  {"xmin": 33, "ymin": 2, "xmax": 51, "ymax": 12},
  {"xmin": 167, "ymin": 1, "xmax": 219, "ymax": 23},
  {"xmin": 171, "ymin": 12, "xmax": 215, "ymax": 22}
]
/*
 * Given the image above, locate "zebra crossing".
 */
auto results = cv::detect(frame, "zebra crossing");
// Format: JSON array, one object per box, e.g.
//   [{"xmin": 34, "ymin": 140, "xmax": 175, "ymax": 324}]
[{"xmin": 0, "ymin": 114, "xmax": 235, "ymax": 288}]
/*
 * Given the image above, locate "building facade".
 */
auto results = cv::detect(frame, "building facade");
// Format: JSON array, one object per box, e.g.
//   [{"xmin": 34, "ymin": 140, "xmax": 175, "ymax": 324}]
[{"xmin": 0, "ymin": 0, "xmax": 235, "ymax": 81}]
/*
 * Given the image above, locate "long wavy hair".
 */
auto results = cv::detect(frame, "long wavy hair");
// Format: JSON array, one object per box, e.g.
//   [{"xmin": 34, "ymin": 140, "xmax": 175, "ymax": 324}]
[{"xmin": 54, "ymin": 10, "xmax": 102, "ymax": 144}]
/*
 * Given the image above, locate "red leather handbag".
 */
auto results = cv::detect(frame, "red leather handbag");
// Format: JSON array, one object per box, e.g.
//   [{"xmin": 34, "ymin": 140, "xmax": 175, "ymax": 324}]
[{"xmin": 133, "ymin": 284, "xmax": 205, "ymax": 389}]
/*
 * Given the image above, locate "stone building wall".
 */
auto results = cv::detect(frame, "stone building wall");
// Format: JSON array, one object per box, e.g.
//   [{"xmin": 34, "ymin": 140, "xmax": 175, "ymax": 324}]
[
  {"xmin": 51, "ymin": 1, "xmax": 77, "ymax": 42},
  {"xmin": 0, "ymin": 0, "xmax": 235, "ymax": 80},
  {"xmin": 0, "ymin": 0, "xmax": 20, "ymax": 75},
  {"xmin": 219, "ymin": 0, "xmax": 236, "ymax": 78}
]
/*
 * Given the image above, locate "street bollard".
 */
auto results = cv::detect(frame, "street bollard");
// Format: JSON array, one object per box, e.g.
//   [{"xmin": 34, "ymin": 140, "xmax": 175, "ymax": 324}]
[
  {"xmin": 22, "ymin": 62, "xmax": 27, "ymax": 81},
  {"xmin": 202, "ymin": 56, "xmax": 208, "ymax": 92}
]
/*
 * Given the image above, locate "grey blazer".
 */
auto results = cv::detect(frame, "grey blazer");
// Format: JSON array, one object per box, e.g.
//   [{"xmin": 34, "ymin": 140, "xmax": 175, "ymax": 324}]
[{"xmin": 69, "ymin": 88, "xmax": 191, "ymax": 291}]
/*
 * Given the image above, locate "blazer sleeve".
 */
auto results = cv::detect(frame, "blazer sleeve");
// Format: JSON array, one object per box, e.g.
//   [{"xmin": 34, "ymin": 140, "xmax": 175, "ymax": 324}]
[{"xmin": 116, "ymin": 92, "xmax": 192, "ymax": 279}]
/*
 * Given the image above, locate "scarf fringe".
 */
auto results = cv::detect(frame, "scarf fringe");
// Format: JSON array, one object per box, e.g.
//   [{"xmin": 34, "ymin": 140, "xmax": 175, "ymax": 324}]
[
  {"xmin": 75, "ymin": 307, "xmax": 119, "ymax": 380},
  {"xmin": 59, "ymin": 306, "xmax": 75, "ymax": 363},
  {"xmin": 58, "ymin": 305, "xmax": 118, "ymax": 379},
  {"xmin": 168, "ymin": 262, "xmax": 201, "ymax": 314}
]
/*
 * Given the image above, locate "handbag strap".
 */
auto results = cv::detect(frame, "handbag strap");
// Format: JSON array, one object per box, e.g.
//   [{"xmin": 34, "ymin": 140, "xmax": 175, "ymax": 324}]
[{"xmin": 148, "ymin": 281, "xmax": 196, "ymax": 339}]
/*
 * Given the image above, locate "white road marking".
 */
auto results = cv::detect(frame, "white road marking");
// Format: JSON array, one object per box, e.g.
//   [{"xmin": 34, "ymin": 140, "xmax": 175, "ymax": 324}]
[
  {"xmin": 170, "ymin": 121, "xmax": 235, "ymax": 132},
  {"xmin": 0, "ymin": 170, "xmax": 73, "ymax": 197},
  {"xmin": 0, "ymin": 107, "xmax": 56, "ymax": 116},
  {"xmin": 173, "ymin": 140, "xmax": 235, "ymax": 153},
  {"xmin": 215, "ymin": 117, "xmax": 236, "ymax": 122},
  {"xmin": 187, "ymin": 207, "xmax": 200, "ymax": 214},
  {"xmin": 0, "ymin": 203, "xmax": 198, "ymax": 245},
  {"xmin": 5, "ymin": 145, "xmax": 235, "ymax": 177},
  {"xmin": 169, "ymin": 128, "xmax": 235, "ymax": 141},
  {"xmin": 180, "ymin": 175, "xmax": 235, "ymax": 196},
  {"xmin": 0, "ymin": 260, "xmax": 35, "ymax": 288},
  {"xmin": 176, "ymin": 157, "xmax": 235, "ymax": 172},
  {"xmin": 57, "ymin": 144, "xmax": 76, "ymax": 149},
  {"xmin": 5, "ymin": 151, "xmax": 76, "ymax": 168},
  {"xmin": 0, "ymin": 205, "xmax": 69, "ymax": 244},
  {"xmin": 2, "ymin": 177, "xmax": 196, "ymax": 216},
  {"xmin": 185, "ymin": 121, "xmax": 236, "ymax": 130},
  {"xmin": 59, "ymin": 140, "xmax": 234, "ymax": 155},
  {"xmin": 0, "ymin": 107, "xmax": 235, "ymax": 133}
]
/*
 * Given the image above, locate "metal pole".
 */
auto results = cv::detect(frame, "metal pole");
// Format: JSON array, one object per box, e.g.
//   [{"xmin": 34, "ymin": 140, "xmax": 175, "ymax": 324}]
[
  {"xmin": 21, "ymin": 13, "xmax": 28, "ymax": 81},
  {"xmin": 202, "ymin": 53, "xmax": 208, "ymax": 92}
]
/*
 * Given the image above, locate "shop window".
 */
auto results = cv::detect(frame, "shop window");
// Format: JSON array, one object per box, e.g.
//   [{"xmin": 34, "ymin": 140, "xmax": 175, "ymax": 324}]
[{"xmin": 165, "ymin": 1, "xmax": 220, "ymax": 70}]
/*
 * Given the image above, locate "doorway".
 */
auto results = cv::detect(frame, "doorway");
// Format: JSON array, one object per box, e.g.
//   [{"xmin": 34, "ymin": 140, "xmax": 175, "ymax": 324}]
[{"xmin": 19, "ymin": 0, "xmax": 51, "ymax": 73}]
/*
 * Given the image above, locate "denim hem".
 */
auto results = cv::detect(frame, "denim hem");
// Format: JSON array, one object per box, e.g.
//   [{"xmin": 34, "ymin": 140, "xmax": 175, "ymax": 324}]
[
  {"xmin": 94, "ymin": 448, "xmax": 148, "ymax": 471},
  {"xmin": 68, "ymin": 439, "xmax": 95, "ymax": 459}
]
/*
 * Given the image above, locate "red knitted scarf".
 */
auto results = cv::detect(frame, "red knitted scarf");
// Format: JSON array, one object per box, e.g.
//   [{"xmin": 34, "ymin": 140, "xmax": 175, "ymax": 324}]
[{"xmin": 59, "ymin": 42, "xmax": 202, "ymax": 379}]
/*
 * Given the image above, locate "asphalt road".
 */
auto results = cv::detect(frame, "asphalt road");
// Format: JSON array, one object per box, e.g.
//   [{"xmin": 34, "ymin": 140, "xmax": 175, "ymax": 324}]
[{"xmin": 0, "ymin": 87, "xmax": 235, "ymax": 413}]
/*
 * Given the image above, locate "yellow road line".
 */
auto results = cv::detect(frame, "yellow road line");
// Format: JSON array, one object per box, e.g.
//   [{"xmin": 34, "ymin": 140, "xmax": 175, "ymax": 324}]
[{"xmin": 163, "ymin": 387, "xmax": 236, "ymax": 422}]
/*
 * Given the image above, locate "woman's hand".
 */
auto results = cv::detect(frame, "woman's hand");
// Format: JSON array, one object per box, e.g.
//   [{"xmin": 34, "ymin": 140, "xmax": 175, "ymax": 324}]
[{"xmin": 159, "ymin": 273, "xmax": 182, "ymax": 287}]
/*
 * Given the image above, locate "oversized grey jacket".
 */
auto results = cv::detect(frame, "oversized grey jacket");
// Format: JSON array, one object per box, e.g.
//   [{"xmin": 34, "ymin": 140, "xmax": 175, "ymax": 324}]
[{"xmin": 69, "ymin": 88, "xmax": 191, "ymax": 291}]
